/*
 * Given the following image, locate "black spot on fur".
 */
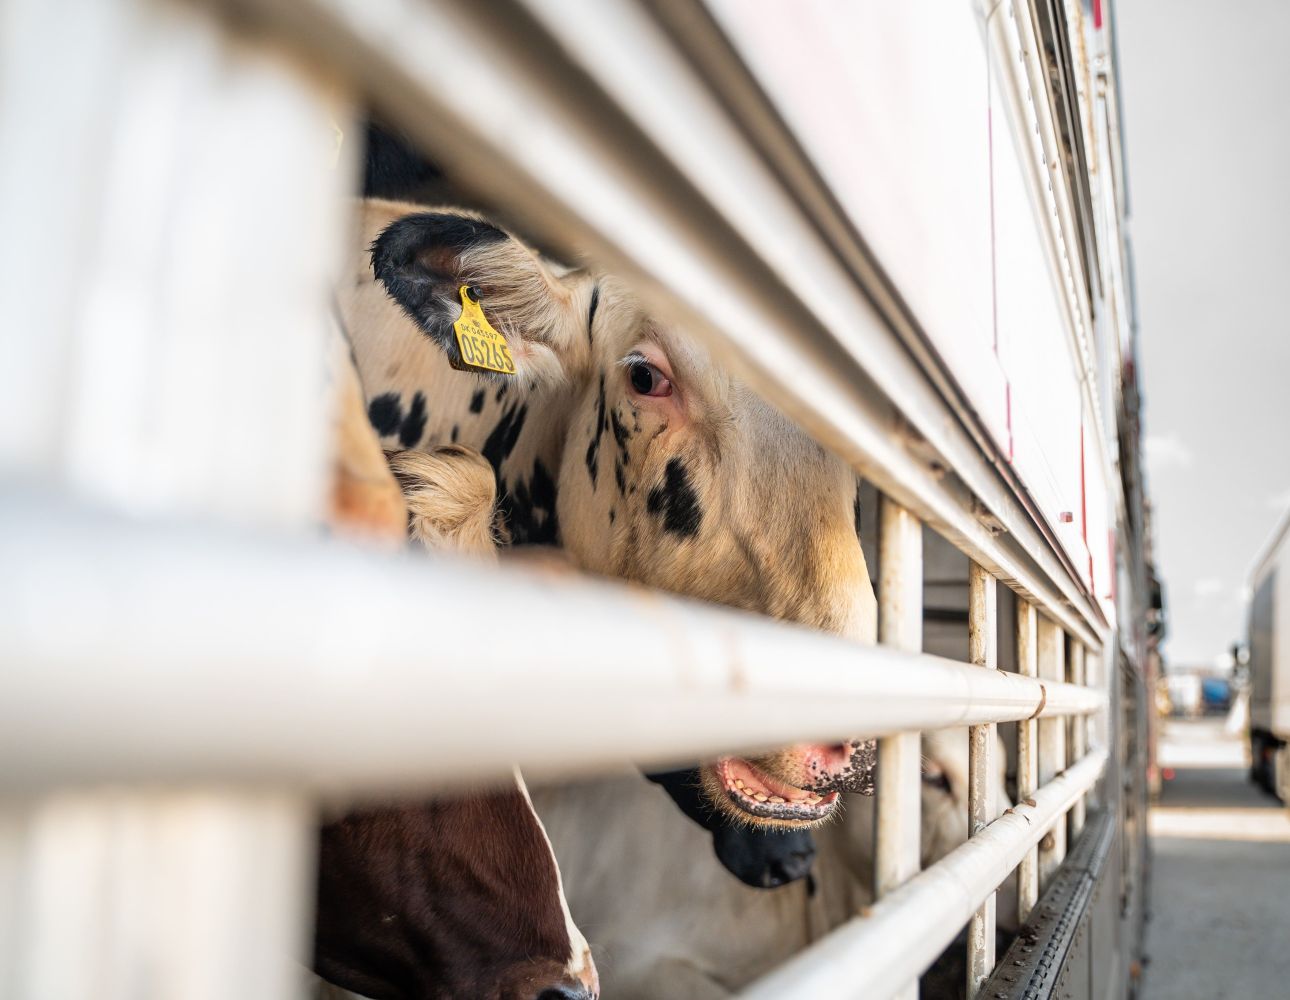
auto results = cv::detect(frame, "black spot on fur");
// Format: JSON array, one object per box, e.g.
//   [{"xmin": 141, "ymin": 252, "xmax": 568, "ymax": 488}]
[
  {"xmin": 499, "ymin": 459, "xmax": 559, "ymax": 546},
  {"xmin": 481, "ymin": 403, "xmax": 528, "ymax": 472},
  {"xmin": 585, "ymin": 375, "xmax": 607, "ymax": 487},
  {"xmin": 496, "ymin": 384, "xmax": 508, "ymax": 402},
  {"xmin": 451, "ymin": 425, "xmax": 460, "ymax": 443},
  {"xmin": 398, "ymin": 391, "xmax": 428, "ymax": 448},
  {"xmin": 614, "ymin": 459, "xmax": 627, "ymax": 497},
  {"xmin": 646, "ymin": 459, "xmax": 702, "ymax": 538},
  {"xmin": 367, "ymin": 393, "xmax": 402, "ymax": 437},
  {"xmin": 587, "ymin": 283, "xmax": 600, "ymax": 343},
  {"xmin": 469, "ymin": 389, "xmax": 486, "ymax": 414},
  {"xmin": 610, "ymin": 408, "xmax": 630, "ymax": 449},
  {"xmin": 609, "ymin": 508, "xmax": 616, "ymax": 524},
  {"xmin": 854, "ymin": 488, "xmax": 863, "ymax": 539},
  {"xmin": 610, "ymin": 407, "xmax": 633, "ymax": 466}
]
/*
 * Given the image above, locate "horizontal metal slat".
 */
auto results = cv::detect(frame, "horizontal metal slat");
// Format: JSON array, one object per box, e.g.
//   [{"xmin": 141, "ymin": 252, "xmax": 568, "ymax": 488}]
[{"xmin": 0, "ymin": 492, "xmax": 1103, "ymax": 793}]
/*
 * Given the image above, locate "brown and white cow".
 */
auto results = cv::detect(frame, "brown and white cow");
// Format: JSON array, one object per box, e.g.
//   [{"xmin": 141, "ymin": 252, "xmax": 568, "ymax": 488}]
[
  {"xmin": 316, "ymin": 350, "xmax": 597, "ymax": 1000},
  {"xmin": 313, "ymin": 777, "xmax": 597, "ymax": 1000}
]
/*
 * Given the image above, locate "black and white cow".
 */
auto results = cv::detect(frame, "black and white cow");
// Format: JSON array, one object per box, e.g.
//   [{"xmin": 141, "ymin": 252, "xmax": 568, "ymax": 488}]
[
  {"xmin": 342, "ymin": 199, "xmax": 879, "ymax": 825},
  {"xmin": 333, "ymin": 196, "xmax": 1002, "ymax": 997}
]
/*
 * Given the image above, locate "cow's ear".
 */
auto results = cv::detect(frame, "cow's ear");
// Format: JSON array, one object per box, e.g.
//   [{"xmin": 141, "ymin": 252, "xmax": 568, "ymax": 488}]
[{"xmin": 370, "ymin": 209, "xmax": 592, "ymax": 386}]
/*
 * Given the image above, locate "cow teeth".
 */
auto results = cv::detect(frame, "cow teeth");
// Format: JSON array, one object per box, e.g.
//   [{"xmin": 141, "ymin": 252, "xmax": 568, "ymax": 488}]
[
  {"xmin": 769, "ymin": 795, "xmax": 786, "ymax": 804},
  {"xmin": 754, "ymin": 793, "xmax": 769, "ymax": 802},
  {"xmin": 735, "ymin": 780, "xmax": 746, "ymax": 790}
]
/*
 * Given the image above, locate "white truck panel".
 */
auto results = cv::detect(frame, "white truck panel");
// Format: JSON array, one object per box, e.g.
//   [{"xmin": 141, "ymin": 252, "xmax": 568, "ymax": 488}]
[
  {"xmin": 990, "ymin": 70, "xmax": 1085, "ymax": 573},
  {"xmin": 711, "ymin": 0, "xmax": 1104, "ymax": 606},
  {"xmin": 705, "ymin": 0, "xmax": 1009, "ymax": 455}
]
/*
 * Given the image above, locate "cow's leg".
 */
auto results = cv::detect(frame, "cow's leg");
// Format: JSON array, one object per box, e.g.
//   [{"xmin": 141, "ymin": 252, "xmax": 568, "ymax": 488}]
[{"xmin": 387, "ymin": 446, "xmax": 501, "ymax": 559}]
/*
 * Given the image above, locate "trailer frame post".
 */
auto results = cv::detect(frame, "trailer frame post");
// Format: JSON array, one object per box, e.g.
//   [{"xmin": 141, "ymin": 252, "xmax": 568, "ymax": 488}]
[
  {"xmin": 1037, "ymin": 615, "xmax": 1069, "ymax": 884},
  {"xmin": 876, "ymin": 497, "xmax": 924, "ymax": 1000},
  {"xmin": 1016, "ymin": 597, "xmax": 1040, "ymax": 924},
  {"xmin": 966, "ymin": 562, "xmax": 999, "ymax": 998},
  {"xmin": 1069, "ymin": 641, "xmax": 1088, "ymax": 837}
]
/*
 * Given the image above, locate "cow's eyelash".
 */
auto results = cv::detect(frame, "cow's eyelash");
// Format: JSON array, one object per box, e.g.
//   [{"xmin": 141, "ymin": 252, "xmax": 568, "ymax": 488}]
[{"xmin": 616, "ymin": 351, "xmax": 648, "ymax": 369}]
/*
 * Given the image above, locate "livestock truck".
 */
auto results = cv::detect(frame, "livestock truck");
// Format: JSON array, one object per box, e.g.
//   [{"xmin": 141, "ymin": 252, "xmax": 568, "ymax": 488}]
[
  {"xmin": 1248, "ymin": 516, "xmax": 1290, "ymax": 800},
  {"xmin": 0, "ymin": 0, "xmax": 1160, "ymax": 998}
]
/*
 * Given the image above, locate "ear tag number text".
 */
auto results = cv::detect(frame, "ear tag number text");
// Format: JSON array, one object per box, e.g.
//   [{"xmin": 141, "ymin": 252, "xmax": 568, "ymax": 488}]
[{"xmin": 452, "ymin": 285, "xmax": 516, "ymax": 376}]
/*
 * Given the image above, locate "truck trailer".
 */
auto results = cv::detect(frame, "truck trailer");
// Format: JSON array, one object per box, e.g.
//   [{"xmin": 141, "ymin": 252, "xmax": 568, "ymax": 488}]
[
  {"xmin": 1249, "ymin": 517, "xmax": 1290, "ymax": 801},
  {"xmin": 0, "ymin": 1, "xmax": 1158, "ymax": 998}
]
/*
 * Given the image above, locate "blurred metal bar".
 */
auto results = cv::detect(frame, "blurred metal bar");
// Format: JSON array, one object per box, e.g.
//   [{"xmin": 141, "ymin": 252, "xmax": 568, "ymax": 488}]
[
  {"xmin": 1016, "ymin": 597, "xmax": 1040, "ymax": 924},
  {"xmin": 1, "ymin": 791, "xmax": 312, "ymax": 1000},
  {"xmin": 0, "ymin": 494, "xmax": 1102, "ymax": 794},
  {"xmin": 216, "ymin": 0, "xmax": 1106, "ymax": 653},
  {"xmin": 875, "ymin": 498, "xmax": 923, "ymax": 1000},
  {"xmin": 0, "ymin": 0, "xmax": 346, "ymax": 526},
  {"xmin": 966, "ymin": 563, "xmax": 998, "ymax": 998},
  {"xmin": 1037, "ymin": 616, "xmax": 1069, "ymax": 884},
  {"xmin": 741, "ymin": 748, "xmax": 1109, "ymax": 1000},
  {"xmin": 0, "ymin": 0, "xmax": 354, "ymax": 996}
]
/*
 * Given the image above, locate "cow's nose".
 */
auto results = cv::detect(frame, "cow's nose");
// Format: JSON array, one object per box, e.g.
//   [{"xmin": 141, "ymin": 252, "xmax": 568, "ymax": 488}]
[
  {"xmin": 806, "ymin": 740, "xmax": 863, "ymax": 776},
  {"xmin": 802, "ymin": 739, "xmax": 877, "ymax": 793}
]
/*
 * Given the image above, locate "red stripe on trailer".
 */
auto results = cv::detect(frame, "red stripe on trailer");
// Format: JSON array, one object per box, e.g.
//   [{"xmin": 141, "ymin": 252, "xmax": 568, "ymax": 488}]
[{"xmin": 1093, "ymin": 0, "xmax": 1103, "ymax": 29}]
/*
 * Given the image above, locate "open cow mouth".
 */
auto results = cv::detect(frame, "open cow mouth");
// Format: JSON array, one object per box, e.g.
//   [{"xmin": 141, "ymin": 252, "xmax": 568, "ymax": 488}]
[{"xmin": 711, "ymin": 757, "xmax": 840, "ymax": 824}]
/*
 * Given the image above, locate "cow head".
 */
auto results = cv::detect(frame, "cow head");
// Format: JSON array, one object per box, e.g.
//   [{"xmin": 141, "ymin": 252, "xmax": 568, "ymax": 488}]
[
  {"xmin": 367, "ymin": 203, "xmax": 878, "ymax": 828},
  {"xmin": 315, "ymin": 778, "xmax": 598, "ymax": 1000}
]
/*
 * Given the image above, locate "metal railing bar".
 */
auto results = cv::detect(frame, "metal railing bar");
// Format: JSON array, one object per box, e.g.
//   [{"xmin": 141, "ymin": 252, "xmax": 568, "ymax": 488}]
[
  {"xmin": 0, "ymin": 493, "xmax": 1106, "ymax": 794},
  {"xmin": 966, "ymin": 563, "xmax": 998, "ymax": 998},
  {"xmin": 739, "ymin": 748, "xmax": 1109, "ymax": 1000}
]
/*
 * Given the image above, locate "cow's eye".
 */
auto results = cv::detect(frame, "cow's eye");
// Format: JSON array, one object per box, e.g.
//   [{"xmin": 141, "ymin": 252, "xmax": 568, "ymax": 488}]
[{"xmin": 627, "ymin": 359, "xmax": 672, "ymax": 398}]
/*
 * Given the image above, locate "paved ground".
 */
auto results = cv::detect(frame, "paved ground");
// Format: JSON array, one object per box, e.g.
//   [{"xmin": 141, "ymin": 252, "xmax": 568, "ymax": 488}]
[{"xmin": 1141, "ymin": 719, "xmax": 1290, "ymax": 1000}]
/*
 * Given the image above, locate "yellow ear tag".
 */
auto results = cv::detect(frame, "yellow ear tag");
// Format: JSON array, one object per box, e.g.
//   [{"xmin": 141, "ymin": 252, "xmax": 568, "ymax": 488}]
[{"xmin": 451, "ymin": 285, "xmax": 516, "ymax": 376}]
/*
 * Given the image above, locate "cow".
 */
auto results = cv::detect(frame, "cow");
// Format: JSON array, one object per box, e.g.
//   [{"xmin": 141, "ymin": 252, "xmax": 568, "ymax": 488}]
[
  {"xmin": 355, "ymin": 124, "xmax": 829, "ymax": 891},
  {"xmin": 331, "ymin": 196, "xmax": 1005, "ymax": 996},
  {"xmin": 341, "ymin": 199, "xmax": 880, "ymax": 830},
  {"xmin": 313, "ymin": 777, "xmax": 598, "ymax": 1000}
]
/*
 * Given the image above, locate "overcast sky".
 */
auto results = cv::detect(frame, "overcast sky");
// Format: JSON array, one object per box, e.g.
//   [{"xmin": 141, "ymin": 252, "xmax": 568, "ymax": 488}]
[{"xmin": 1117, "ymin": 1, "xmax": 1290, "ymax": 667}]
